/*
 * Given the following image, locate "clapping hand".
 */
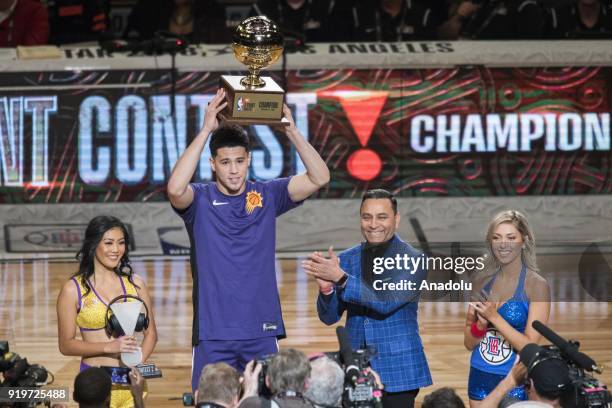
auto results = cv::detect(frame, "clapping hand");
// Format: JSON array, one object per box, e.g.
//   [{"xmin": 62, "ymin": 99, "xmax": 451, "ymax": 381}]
[{"xmin": 302, "ymin": 247, "xmax": 345, "ymax": 284}]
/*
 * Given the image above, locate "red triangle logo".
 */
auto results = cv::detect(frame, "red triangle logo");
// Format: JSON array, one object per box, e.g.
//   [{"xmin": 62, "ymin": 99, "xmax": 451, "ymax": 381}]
[{"xmin": 335, "ymin": 91, "xmax": 389, "ymax": 146}]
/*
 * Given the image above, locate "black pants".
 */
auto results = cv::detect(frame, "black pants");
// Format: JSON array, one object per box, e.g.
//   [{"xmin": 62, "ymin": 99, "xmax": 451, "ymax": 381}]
[{"xmin": 382, "ymin": 388, "xmax": 419, "ymax": 408}]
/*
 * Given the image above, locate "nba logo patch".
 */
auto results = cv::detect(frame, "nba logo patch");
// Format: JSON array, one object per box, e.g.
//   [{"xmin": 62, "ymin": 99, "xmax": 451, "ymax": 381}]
[
  {"xmin": 479, "ymin": 328, "xmax": 512, "ymax": 365},
  {"xmin": 237, "ymin": 97, "xmax": 244, "ymax": 112}
]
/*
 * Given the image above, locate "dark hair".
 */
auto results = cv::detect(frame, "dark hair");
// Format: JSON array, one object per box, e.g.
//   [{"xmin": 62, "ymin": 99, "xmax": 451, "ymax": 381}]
[
  {"xmin": 209, "ymin": 124, "xmax": 250, "ymax": 157},
  {"xmin": 530, "ymin": 358, "xmax": 570, "ymax": 401},
  {"xmin": 72, "ymin": 216, "xmax": 138, "ymax": 296},
  {"xmin": 361, "ymin": 189, "xmax": 398, "ymax": 214},
  {"xmin": 422, "ymin": 387, "xmax": 465, "ymax": 408},
  {"xmin": 73, "ymin": 367, "xmax": 112, "ymax": 407}
]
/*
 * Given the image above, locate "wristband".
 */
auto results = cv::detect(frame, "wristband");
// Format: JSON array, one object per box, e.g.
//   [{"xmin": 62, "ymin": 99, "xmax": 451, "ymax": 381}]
[
  {"xmin": 471, "ymin": 322, "xmax": 487, "ymax": 338},
  {"xmin": 321, "ymin": 287, "xmax": 334, "ymax": 296}
]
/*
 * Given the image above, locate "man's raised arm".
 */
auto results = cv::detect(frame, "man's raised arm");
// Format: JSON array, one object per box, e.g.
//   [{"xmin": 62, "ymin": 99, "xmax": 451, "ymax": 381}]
[
  {"xmin": 282, "ymin": 104, "xmax": 330, "ymax": 202},
  {"xmin": 167, "ymin": 89, "xmax": 227, "ymax": 209}
]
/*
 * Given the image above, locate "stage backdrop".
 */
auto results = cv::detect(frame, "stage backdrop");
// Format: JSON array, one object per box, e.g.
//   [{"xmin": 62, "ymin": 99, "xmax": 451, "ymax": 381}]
[{"xmin": 0, "ymin": 65, "xmax": 611, "ymax": 203}]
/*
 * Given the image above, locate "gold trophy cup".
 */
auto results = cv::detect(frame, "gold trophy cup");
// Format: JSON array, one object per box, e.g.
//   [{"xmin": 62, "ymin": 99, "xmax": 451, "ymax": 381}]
[{"xmin": 219, "ymin": 16, "xmax": 288, "ymax": 125}]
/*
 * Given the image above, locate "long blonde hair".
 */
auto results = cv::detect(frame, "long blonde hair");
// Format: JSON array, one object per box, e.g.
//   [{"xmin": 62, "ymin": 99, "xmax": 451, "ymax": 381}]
[{"xmin": 484, "ymin": 210, "xmax": 539, "ymax": 273}]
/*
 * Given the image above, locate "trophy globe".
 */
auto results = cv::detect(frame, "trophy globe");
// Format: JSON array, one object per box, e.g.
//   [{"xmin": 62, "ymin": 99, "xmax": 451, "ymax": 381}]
[{"xmin": 220, "ymin": 16, "xmax": 287, "ymax": 125}]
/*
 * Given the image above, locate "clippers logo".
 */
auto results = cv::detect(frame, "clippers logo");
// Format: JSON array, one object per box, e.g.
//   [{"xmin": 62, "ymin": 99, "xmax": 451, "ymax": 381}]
[
  {"xmin": 489, "ymin": 337, "xmax": 500, "ymax": 355},
  {"xmin": 479, "ymin": 329, "xmax": 513, "ymax": 365}
]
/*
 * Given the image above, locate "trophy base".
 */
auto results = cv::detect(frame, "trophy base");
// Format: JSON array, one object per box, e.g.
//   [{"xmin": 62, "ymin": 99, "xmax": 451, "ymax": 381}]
[
  {"xmin": 121, "ymin": 348, "xmax": 142, "ymax": 367},
  {"xmin": 218, "ymin": 111, "xmax": 290, "ymax": 126},
  {"xmin": 220, "ymin": 75, "xmax": 286, "ymax": 125}
]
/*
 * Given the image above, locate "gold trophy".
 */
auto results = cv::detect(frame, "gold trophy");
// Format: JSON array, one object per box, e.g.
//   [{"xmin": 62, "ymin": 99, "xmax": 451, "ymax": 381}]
[{"xmin": 219, "ymin": 16, "xmax": 288, "ymax": 125}]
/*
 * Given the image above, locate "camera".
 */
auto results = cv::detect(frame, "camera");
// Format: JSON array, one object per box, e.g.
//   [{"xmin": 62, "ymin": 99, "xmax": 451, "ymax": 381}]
[
  {"xmin": 255, "ymin": 355, "xmax": 275, "ymax": 398},
  {"xmin": 340, "ymin": 349, "xmax": 382, "ymax": 408},
  {"xmin": 181, "ymin": 354, "xmax": 276, "ymax": 406},
  {"xmin": 524, "ymin": 322, "xmax": 612, "ymax": 408},
  {"xmin": 335, "ymin": 328, "xmax": 383, "ymax": 408},
  {"xmin": 521, "ymin": 344, "xmax": 610, "ymax": 408},
  {"xmin": 0, "ymin": 341, "xmax": 50, "ymax": 407}
]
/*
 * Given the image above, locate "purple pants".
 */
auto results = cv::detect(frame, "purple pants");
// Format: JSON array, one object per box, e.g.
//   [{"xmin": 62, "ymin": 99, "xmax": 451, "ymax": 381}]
[{"xmin": 191, "ymin": 337, "xmax": 278, "ymax": 392}]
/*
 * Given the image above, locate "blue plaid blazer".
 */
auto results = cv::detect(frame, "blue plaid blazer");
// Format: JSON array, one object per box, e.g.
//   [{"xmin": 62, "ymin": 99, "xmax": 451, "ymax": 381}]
[{"xmin": 317, "ymin": 234, "xmax": 433, "ymax": 392}]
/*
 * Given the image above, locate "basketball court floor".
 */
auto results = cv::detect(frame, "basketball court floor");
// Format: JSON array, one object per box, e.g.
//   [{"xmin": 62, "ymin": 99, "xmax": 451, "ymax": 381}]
[{"xmin": 1, "ymin": 255, "xmax": 610, "ymax": 407}]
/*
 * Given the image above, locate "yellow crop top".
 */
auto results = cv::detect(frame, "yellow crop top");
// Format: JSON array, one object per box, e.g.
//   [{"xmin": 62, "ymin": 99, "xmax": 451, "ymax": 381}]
[{"xmin": 71, "ymin": 275, "xmax": 138, "ymax": 331}]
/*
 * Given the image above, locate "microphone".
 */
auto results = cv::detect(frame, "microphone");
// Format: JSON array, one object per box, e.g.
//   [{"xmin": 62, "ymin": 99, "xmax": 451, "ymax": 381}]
[
  {"xmin": 336, "ymin": 326, "xmax": 360, "ymax": 386},
  {"xmin": 532, "ymin": 320, "xmax": 601, "ymax": 373}
]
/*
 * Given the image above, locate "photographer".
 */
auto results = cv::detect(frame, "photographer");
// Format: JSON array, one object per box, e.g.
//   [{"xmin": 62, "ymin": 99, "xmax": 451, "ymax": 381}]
[
  {"xmin": 240, "ymin": 349, "xmax": 312, "ymax": 408},
  {"xmin": 196, "ymin": 363, "xmax": 241, "ymax": 408},
  {"xmin": 480, "ymin": 359, "xmax": 570, "ymax": 408},
  {"xmin": 304, "ymin": 355, "xmax": 344, "ymax": 408},
  {"xmin": 422, "ymin": 388, "xmax": 465, "ymax": 408},
  {"xmin": 73, "ymin": 366, "xmax": 145, "ymax": 408}
]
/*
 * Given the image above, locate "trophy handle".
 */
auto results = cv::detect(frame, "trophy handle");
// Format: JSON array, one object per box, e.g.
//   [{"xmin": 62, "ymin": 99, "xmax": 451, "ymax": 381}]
[{"xmin": 241, "ymin": 68, "xmax": 266, "ymax": 88}]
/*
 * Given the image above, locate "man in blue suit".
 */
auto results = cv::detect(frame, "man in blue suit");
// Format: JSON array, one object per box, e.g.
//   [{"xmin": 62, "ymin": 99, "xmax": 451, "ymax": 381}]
[{"xmin": 302, "ymin": 189, "xmax": 432, "ymax": 408}]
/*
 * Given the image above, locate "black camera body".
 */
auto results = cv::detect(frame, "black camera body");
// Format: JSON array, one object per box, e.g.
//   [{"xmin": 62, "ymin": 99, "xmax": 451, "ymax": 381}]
[
  {"xmin": 256, "ymin": 354, "xmax": 276, "ymax": 398},
  {"xmin": 566, "ymin": 367, "xmax": 611, "ymax": 408},
  {"xmin": 341, "ymin": 349, "xmax": 382, "ymax": 408},
  {"xmin": 333, "ymin": 327, "xmax": 384, "ymax": 408},
  {"xmin": 343, "ymin": 371, "xmax": 381, "ymax": 408},
  {"xmin": 537, "ymin": 344, "xmax": 611, "ymax": 408},
  {"xmin": 0, "ymin": 343, "xmax": 48, "ymax": 388},
  {"xmin": 320, "ymin": 348, "xmax": 381, "ymax": 408},
  {"xmin": 524, "ymin": 322, "xmax": 612, "ymax": 408},
  {"xmin": 0, "ymin": 342, "xmax": 49, "ymax": 407}
]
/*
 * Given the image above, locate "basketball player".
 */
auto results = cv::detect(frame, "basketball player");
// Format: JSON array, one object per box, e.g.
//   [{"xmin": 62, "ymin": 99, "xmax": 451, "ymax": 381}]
[{"xmin": 167, "ymin": 88, "xmax": 330, "ymax": 391}]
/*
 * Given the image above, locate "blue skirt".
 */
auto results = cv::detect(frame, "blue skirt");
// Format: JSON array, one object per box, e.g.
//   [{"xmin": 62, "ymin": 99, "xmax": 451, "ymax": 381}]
[{"xmin": 468, "ymin": 366, "xmax": 528, "ymax": 401}]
